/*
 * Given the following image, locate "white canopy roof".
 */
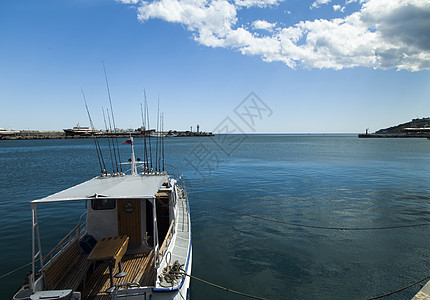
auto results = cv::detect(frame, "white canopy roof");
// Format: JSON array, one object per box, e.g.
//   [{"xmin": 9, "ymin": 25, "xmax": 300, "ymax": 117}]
[{"xmin": 31, "ymin": 174, "xmax": 168, "ymax": 203}]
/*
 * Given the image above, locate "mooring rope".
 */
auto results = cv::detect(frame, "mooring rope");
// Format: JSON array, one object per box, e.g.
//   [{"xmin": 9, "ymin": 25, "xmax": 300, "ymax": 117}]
[
  {"xmin": 0, "ymin": 260, "xmax": 34, "ymax": 280},
  {"xmin": 158, "ymin": 257, "xmax": 267, "ymax": 299},
  {"xmin": 198, "ymin": 199, "xmax": 430, "ymax": 231},
  {"xmin": 183, "ymin": 272, "xmax": 267, "ymax": 300},
  {"xmin": 159, "ymin": 259, "xmax": 184, "ymax": 285},
  {"xmin": 366, "ymin": 275, "xmax": 430, "ymax": 299}
]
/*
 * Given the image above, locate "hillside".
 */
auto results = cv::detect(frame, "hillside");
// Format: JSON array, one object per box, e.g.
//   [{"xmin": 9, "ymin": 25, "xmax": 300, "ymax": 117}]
[{"xmin": 375, "ymin": 117, "xmax": 430, "ymax": 134}]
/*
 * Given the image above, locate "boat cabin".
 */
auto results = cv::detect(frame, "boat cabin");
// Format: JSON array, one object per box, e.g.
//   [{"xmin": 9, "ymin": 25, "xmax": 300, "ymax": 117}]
[{"xmin": 86, "ymin": 179, "xmax": 174, "ymax": 252}]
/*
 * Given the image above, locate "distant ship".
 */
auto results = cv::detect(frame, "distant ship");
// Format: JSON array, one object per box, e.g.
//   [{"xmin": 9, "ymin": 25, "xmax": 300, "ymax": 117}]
[
  {"xmin": 63, "ymin": 124, "xmax": 101, "ymax": 136},
  {"xmin": 0, "ymin": 127, "xmax": 20, "ymax": 136}
]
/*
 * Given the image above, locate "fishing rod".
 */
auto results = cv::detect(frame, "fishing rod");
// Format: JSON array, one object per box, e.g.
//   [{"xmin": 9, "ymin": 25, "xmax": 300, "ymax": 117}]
[
  {"xmin": 102, "ymin": 61, "xmax": 123, "ymax": 174},
  {"xmin": 155, "ymin": 96, "xmax": 160, "ymax": 173},
  {"xmin": 106, "ymin": 108, "xmax": 119, "ymax": 174},
  {"xmin": 81, "ymin": 89, "xmax": 107, "ymax": 175},
  {"xmin": 161, "ymin": 112, "xmax": 165, "ymax": 172},
  {"xmin": 140, "ymin": 101, "xmax": 149, "ymax": 173},
  {"xmin": 102, "ymin": 107, "xmax": 116, "ymax": 174},
  {"xmin": 144, "ymin": 90, "xmax": 153, "ymax": 172}
]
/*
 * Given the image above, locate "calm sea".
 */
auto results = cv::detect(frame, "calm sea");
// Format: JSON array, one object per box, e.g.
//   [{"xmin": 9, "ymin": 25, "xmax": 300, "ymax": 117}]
[{"xmin": 1, "ymin": 135, "xmax": 430, "ymax": 299}]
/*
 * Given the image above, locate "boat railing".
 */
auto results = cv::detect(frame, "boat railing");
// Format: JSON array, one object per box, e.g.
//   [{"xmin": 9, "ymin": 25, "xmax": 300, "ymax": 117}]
[
  {"xmin": 121, "ymin": 160, "xmax": 146, "ymax": 175},
  {"xmin": 165, "ymin": 164, "xmax": 190, "ymax": 233},
  {"xmin": 164, "ymin": 164, "xmax": 188, "ymax": 198},
  {"xmin": 41, "ymin": 212, "xmax": 87, "ymax": 270}
]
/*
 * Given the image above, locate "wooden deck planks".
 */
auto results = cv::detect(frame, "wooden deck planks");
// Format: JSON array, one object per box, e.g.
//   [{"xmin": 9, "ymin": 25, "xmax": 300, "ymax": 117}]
[
  {"xmin": 133, "ymin": 250, "xmax": 153, "ymax": 283},
  {"xmin": 139, "ymin": 254, "xmax": 155, "ymax": 287},
  {"xmin": 81, "ymin": 253, "xmax": 152, "ymax": 298}
]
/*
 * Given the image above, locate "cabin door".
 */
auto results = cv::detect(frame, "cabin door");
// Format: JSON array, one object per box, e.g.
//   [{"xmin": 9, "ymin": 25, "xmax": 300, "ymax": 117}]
[{"xmin": 117, "ymin": 199, "xmax": 142, "ymax": 245}]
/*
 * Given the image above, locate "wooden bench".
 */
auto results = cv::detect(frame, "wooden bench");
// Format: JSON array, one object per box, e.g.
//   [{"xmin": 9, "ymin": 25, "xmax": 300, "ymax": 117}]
[{"xmin": 43, "ymin": 239, "xmax": 92, "ymax": 291}]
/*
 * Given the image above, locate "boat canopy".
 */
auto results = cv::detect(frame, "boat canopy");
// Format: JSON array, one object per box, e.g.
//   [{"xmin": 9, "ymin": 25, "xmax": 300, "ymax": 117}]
[{"xmin": 31, "ymin": 174, "xmax": 168, "ymax": 203}]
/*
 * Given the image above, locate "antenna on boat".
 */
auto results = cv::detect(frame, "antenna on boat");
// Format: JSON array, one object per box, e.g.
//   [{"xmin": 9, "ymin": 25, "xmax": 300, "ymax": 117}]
[
  {"xmin": 81, "ymin": 88, "xmax": 107, "ymax": 176},
  {"xmin": 102, "ymin": 61, "xmax": 123, "ymax": 174},
  {"xmin": 102, "ymin": 107, "xmax": 116, "ymax": 174},
  {"xmin": 124, "ymin": 135, "xmax": 137, "ymax": 175}
]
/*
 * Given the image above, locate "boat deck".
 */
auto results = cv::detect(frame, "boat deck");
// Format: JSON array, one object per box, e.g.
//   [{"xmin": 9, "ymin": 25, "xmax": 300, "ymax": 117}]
[
  {"xmin": 171, "ymin": 193, "xmax": 190, "ymax": 264},
  {"xmin": 81, "ymin": 251, "xmax": 154, "ymax": 299},
  {"xmin": 155, "ymin": 191, "xmax": 191, "ymax": 289}
]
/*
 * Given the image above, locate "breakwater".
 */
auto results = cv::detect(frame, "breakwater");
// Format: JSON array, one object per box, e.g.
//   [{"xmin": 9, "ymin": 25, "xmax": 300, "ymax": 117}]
[
  {"xmin": 0, "ymin": 130, "xmax": 214, "ymax": 140},
  {"xmin": 358, "ymin": 133, "xmax": 430, "ymax": 138}
]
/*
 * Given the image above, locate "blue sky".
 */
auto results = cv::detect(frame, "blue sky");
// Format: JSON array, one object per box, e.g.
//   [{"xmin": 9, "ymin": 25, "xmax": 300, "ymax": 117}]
[{"xmin": 0, "ymin": 0, "xmax": 429, "ymax": 133}]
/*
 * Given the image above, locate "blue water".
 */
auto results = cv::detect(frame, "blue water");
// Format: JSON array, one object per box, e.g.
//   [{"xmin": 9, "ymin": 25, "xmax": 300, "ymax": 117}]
[{"xmin": 1, "ymin": 135, "xmax": 430, "ymax": 299}]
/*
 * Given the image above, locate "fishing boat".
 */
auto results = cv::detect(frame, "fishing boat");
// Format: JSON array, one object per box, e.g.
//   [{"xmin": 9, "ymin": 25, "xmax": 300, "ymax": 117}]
[{"xmin": 12, "ymin": 137, "xmax": 192, "ymax": 300}]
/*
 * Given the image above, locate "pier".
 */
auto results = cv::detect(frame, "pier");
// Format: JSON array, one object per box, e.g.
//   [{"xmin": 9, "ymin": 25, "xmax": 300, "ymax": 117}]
[{"xmin": 358, "ymin": 133, "xmax": 430, "ymax": 138}]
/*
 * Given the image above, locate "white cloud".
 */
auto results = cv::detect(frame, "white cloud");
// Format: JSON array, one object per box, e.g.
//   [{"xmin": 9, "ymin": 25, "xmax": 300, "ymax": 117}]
[
  {"xmin": 311, "ymin": 0, "xmax": 332, "ymax": 9},
  {"xmin": 136, "ymin": 0, "xmax": 237, "ymax": 42},
  {"xmin": 333, "ymin": 4, "xmax": 345, "ymax": 12},
  {"xmin": 117, "ymin": 0, "xmax": 139, "ymax": 4},
  {"xmin": 119, "ymin": 0, "xmax": 430, "ymax": 71},
  {"xmin": 234, "ymin": 0, "xmax": 284, "ymax": 8},
  {"xmin": 252, "ymin": 20, "xmax": 276, "ymax": 31}
]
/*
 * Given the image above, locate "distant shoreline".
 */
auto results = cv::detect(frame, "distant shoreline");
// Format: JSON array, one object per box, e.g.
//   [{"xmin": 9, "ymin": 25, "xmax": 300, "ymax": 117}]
[
  {"xmin": 7, "ymin": 132, "xmax": 430, "ymax": 140},
  {"xmin": 359, "ymin": 117, "xmax": 430, "ymax": 138},
  {"xmin": 0, "ymin": 130, "xmax": 214, "ymax": 140}
]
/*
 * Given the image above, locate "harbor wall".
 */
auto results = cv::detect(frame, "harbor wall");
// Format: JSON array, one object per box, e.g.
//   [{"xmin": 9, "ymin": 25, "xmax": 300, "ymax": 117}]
[
  {"xmin": 0, "ymin": 130, "xmax": 214, "ymax": 140},
  {"xmin": 358, "ymin": 133, "xmax": 430, "ymax": 138}
]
